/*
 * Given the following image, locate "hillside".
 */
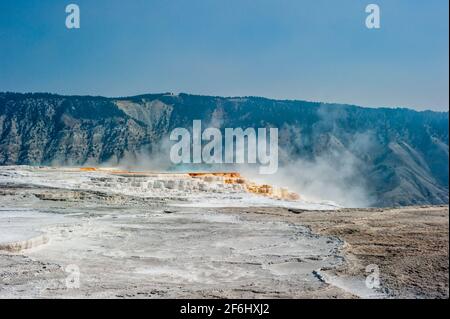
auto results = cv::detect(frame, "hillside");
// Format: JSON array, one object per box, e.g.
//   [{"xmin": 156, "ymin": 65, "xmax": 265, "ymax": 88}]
[{"xmin": 0, "ymin": 92, "xmax": 448, "ymax": 207}]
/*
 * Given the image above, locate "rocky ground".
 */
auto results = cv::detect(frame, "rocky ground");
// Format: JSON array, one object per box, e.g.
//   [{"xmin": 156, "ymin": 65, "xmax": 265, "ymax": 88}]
[{"xmin": 219, "ymin": 206, "xmax": 449, "ymax": 298}]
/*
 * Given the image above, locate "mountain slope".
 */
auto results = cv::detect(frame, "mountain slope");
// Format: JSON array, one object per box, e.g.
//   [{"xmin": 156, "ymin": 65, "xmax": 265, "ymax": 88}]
[{"xmin": 0, "ymin": 92, "xmax": 448, "ymax": 207}]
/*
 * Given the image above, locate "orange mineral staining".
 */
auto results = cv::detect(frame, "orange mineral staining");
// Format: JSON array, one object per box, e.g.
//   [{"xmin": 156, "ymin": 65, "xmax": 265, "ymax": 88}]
[{"xmin": 188, "ymin": 172, "xmax": 300, "ymax": 201}]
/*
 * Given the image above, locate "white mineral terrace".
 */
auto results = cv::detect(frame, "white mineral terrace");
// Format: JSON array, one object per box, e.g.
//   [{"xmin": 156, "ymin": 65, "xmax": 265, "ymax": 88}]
[
  {"xmin": 0, "ymin": 166, "xmax": 338, "ymax": 209},
  {"xmin": 0, "ymin": 166, "xmax": 378, "ymax": 299}
]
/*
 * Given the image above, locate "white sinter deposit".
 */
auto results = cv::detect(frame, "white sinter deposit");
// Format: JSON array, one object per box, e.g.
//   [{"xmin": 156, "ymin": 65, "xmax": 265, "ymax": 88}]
[{"xmin": 0, "ymin": 166, "xmax": 358, "ymax": 298}]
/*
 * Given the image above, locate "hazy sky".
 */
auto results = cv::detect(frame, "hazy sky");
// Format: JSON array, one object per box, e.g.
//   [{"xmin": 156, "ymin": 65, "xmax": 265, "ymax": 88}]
[{"xmin": 0, "ymin": 0, "xmax": 448, "ymax": 111}]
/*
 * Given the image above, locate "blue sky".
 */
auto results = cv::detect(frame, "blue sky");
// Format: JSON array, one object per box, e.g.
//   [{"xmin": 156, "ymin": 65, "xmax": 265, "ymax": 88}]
[{"xmin": 0, "ymin": 0, "xmax": 448, "ymax": 111}]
